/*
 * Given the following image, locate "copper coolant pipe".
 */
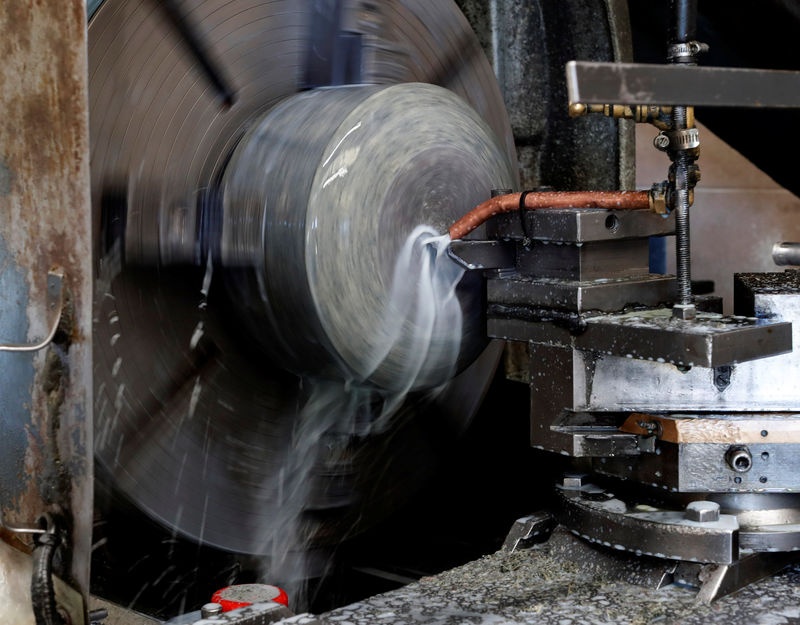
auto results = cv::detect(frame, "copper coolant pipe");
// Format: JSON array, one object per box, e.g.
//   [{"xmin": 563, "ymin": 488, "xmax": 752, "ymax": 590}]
[{"xmin": 448, "ymin": 190, "xmax": 651, "ymax": 240}]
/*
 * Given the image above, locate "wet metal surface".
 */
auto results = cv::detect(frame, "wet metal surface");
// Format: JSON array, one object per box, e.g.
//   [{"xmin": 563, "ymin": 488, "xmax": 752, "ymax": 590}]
[
  {"xmin": 487, "ymin": 274, "xmax": 677, "ymax": 314},
  {"xmin": 317, "ymin": 543, "xmax": 800, "ymax": 624},
  {"xmin": 579, "ymin": 309, "xmax": 792, "ymax": 368},
  {"xmin": 0, "ymin": 0, "xmax": 93, "ymax": 594},
  {"xmin": 582, "ymin": 283, "xmax": 800, "ymax": 412}
]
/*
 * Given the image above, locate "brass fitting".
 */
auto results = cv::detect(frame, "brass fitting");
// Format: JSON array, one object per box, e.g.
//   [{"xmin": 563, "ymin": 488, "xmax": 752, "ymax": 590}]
[
  {"xmin": 649, "ymin": 182, "xmax": 669, "ymax": 215},
  {"xmin": 648, "ymin": 181, "xmax": 694, "ymax": 215},
  {"xmin": 568, "ymin": 103, "xmax": 673, "ymax": 130}
]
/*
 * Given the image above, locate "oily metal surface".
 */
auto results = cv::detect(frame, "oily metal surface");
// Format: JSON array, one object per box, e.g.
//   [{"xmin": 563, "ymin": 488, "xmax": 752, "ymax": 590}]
[
  {"xmin": 89, "ymin": 0, "xmax": 516, "ymax": 554},
  {"xmin": 0, "ymin": 0, "xmax": 93, "ymax": 595}
]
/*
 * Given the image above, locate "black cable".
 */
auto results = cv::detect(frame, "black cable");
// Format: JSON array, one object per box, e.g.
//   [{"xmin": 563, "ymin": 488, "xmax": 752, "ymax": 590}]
[{"xmin": 31, "ymin": 528, "xmax": 66, "ymax": 625}]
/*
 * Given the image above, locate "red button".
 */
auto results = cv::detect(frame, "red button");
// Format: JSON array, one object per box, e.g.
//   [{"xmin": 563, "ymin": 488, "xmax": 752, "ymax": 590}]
[{"xmin": 211, "ymin": 584, "xmax": 289, "ymax": 611}]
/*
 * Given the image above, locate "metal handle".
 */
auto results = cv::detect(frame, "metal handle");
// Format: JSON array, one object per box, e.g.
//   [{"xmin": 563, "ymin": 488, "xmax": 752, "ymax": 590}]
[
  {"xmin": 0, "ymin": 268, "xmax": 64, "ymax": 353},
  {"xmin": 0, "ymin": 509, "xmax": 48, "ymax": 535},
  {"xmin": 773, "ymin": 242, "xmax": 800, "ymax": 266}
]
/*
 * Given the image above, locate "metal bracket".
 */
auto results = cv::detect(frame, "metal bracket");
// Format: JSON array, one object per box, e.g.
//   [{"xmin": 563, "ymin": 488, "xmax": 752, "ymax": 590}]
[
  {"xmin": 694, "ymin": 552, "xmax": 800, "ymax": 604},
  {"xmin": 490, "ymin": 306, "xmax": 791, "ymax": 368},
  {"xmin": 502, "ymin": 512, "xmax": 555, "ymax": 552},
  {"xmin": 0, "ymin": 268, "xmax": 64, "ymax": 353},
  {"xmin": 566, "ymin": 61, "xmax": 800, "ymax": 108},
  {"xmin": 556, "ymin": 486, "xmax": 739, "ymax": 564}
]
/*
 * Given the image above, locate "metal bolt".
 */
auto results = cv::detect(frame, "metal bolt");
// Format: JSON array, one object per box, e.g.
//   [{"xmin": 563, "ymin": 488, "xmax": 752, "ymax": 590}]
[
  {"xmin": 653, "ymin": 133, "xmax": 670, "ymax": 150},
  {"xmin": 670, "ymin": 104, "xmax": 696, "ymax": 312},
  {"xmin": 760, "ymin": 476, "xmax": 768, "ymax": 484},
  {"xmin": 673, "ymin": 197, "xmax": 693, "ymax": 307},
  {"xmin": 685, "ymin": 500, "xmax": 720, "ymax": 523},
  {"xmin": 726, "ymin": 446, "xmax": 752, "ymax": 473},
  {"xmin": 636, "ymin": 419, "xmax": 662, "ymax": 437},
  {"xmin": 562, "ymin": 473, "xmax": 586, "ymax": 490},
  {"xmin": 672, "ymin": 303, "xmax": 696, "ymax": 320},
  {"xmin": 201, "ymin": 603, "xmax": 223, "ymax": 618}
]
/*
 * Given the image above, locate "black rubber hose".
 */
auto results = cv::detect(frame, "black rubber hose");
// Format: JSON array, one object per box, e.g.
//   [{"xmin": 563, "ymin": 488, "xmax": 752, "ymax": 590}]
[
  {"xmin": 31, "ymin": 533, "xmax": 66, "ymax": 625},
  {"xmin": 669, "ymin": 0, "xmax": 697, "ymax": 43}
]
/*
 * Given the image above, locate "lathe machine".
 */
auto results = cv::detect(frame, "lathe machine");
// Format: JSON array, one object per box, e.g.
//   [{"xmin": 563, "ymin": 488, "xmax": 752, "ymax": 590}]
[{"xmin": 2, "ymin": 1, "xmax": 800, "ymax": 624}]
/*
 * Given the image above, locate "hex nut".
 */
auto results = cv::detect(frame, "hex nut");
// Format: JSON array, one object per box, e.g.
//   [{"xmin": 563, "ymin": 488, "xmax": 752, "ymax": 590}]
[
  {"xmin": 562, "ymin": 473, "xmax": 586, "ymax": 490},
  {"xmin": 650, "ymin": 194, "xmax": 668, "ymax": 215},
  {"xmin": 685, "ymin": 500, "xmax": 720, "ymax": 523},
  {"xmin": 672, "ymin": 303, "xmax": 697, "ymax": 320},
  {"xmin": 201, "ymin": 603, "xmax": 223, "ymax": 618}
]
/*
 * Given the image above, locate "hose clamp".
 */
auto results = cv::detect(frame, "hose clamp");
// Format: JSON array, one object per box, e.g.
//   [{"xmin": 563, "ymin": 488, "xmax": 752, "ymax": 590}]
[
  {"xmin": 654, "ymin": 128, "xmax": 700, "ymax": 152},
  {"xmin": 667, "ymin": 41, "xmax": 709, "ymax": 62}
]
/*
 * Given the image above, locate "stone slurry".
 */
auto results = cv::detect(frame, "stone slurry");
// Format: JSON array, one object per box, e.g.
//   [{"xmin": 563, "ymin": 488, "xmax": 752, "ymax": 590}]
[{"xmin": 319, "ymin": 544, "xmax": 800, "ymax": 625}]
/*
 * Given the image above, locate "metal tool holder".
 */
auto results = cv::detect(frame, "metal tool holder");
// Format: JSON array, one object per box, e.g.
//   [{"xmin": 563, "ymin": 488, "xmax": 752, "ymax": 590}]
[{"xmin": 459, "ymin": 0, "xmax": 800, "ymax": 603}]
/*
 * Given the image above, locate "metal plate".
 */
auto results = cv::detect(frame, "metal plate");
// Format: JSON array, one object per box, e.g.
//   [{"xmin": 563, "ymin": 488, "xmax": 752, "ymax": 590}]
[
  {"xmin": 496, "ymin": 307, "xmax": 791, "ymax": 368},
  {"xmin": 580, "ymin": 309, "xmax": 792, "ymax": 368},
  {"xmin": 0, "ymin": 0, "xmax": 93, "ymax": 595},
  {"xmin": 566, "ymin": 61, "xmax": 800, "ymax": 108},
  {"xmin": 598, "ymin": 441, "xmax": 800, "ymax": 493},
  {"xmin": 89, "ymin": 0, "xmax": 516, "ymax": 557},
  {"xmin": 487, "ymin": 274, "xmax": 677, "ymax": 313}
]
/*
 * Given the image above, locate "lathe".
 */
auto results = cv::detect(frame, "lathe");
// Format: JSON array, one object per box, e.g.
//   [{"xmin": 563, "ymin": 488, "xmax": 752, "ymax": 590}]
[{"xmin": 2, "ymin": 1, "xmax": 800, "ymax": 624}]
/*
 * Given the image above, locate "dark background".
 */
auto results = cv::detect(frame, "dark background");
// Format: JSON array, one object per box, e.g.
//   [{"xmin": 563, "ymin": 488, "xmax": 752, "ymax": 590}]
[
  {"xmin": 629, "ymin": 1, "xmax": 800, "ymax": 196},
  {"xmin": 91, "ymin": 1, "xmax": 800, "ymax": 619}
]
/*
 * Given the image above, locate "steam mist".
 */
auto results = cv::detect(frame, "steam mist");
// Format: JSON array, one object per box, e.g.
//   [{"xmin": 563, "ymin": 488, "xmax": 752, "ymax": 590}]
[{"xmin": 257, "ymin": 227, "xmax": 466, "ymax": 608}]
